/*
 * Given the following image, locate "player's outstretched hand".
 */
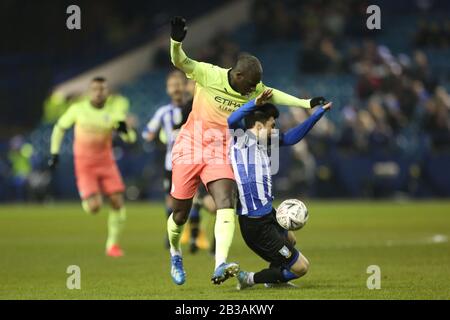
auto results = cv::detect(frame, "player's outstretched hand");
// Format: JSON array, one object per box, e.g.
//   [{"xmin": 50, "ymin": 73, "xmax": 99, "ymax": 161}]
[
  {"xmin": 255, "ymin": 89, "xmax": 273, "ymax": 106},
  {"xmin": 310, "ymin": 96, "xmax": 327, "ymax": 108},
  {"xmin": 322, "ymin": 102, "xmax": 333, "ymax": 111},
  {"xmin": 170, "ymin": 16, "xmax": 187, "ymax": 42},
  {"xmin": 48, "ymin": 154, "xmax": 59, "ymax": 170}
]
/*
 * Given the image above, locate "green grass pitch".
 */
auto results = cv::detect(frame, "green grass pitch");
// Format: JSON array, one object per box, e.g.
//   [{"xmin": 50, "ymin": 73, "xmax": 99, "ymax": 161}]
[{"xmin": 0, "ymin": 201, "xmax": 449, "ymax": 299}]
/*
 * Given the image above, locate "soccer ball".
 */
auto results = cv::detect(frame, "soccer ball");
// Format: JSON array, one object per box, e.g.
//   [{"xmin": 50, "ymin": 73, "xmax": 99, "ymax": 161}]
[{"xmin": 276, "ymin": 199, "xmax": 309, "ymax": 231}]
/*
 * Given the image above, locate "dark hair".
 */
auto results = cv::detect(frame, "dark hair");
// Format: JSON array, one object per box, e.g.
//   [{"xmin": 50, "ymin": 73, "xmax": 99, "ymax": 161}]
[
  {"xmin": 167, "ymin": 69, "xmax": 186, "ymax": 82},
  {"xmin": 91, "ymin": 76, "xmax": 106, "ymax": 83},
  {"xmin": 244, "ymin": 103, "xmax": 279, "ymax": 129}
]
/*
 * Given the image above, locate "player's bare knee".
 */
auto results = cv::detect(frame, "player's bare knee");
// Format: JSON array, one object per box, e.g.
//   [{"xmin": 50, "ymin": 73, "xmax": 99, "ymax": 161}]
[
  {"xmin": 208, "ymin": 180, "xmax": 236, "ymax": 209},
  {"xmin": 171, "ymin": 197, "xmax": 193, "ymax": 225},
  {"xmin": 290, "ymin": 255, "xmax": 310, "ymax": 277},
  {"xmin": 110, "ymin": 201, "xmax": 122, "ymax": 210},
  {"xmin": 88, "ymin": 201, "xmax": 102, "ymax": 214},
  {"xmin": 290, "ymin": 265, "xmax": 307, "ymax": 278},
  {"xmin": 172, "ymin": 210, "xmax": 189, "ymax": 225},
  {"xmin": 302, "ymin": 256, "xmax": 310, "ymax": 274},
  {"xmin": 172, "ymin": 202, "xmax": 191, "ymax": 224},
  {"xmin": 109, "ymin": 194, "xmax": 124, "ymax": 210},
  {"xmin": 212, "ymin": 192, "xmax": 235, "ymax": 209}
]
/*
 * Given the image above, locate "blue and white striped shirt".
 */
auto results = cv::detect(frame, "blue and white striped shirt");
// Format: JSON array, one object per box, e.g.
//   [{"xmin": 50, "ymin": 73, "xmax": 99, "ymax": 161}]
[
  {"xmin": 231, "ymin": 132, "xmax": 274, "ymax": 216},
  {"xmin": 228, "ymin": 99, "xmax": 327, "ymax": 217},
  {"xmin": 143, "ymin": 103, "xmax": 183, "ymax": 171}
]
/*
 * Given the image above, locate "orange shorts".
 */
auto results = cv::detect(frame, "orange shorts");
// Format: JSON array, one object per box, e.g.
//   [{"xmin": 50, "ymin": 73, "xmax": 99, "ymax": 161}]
[
  {"xmin": 170, "ymin": 162, "xmax": 235, "ymax": 200},
  {"xmin": 74, "ymin": 159, "xmax": 125, "ymax": 199},
  {"xmin": 170, "ymin": 129, "xmax": 235, "ymax": 199}
]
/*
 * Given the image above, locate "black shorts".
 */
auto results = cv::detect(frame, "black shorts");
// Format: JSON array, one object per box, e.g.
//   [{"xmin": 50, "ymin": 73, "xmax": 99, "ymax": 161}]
[
  {"xmin": 238, "ymin": 209, "xmax": 299, "ymax": 268},
  {"xmin": 163, "ymin": 170, "xmax": 172, "ymax": 194}
]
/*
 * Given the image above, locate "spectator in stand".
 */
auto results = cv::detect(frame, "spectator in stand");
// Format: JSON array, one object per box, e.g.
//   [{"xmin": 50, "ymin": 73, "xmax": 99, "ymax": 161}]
[
  {"xmin": 422, "ymin": 87, "xmax": 450, "ymax": 150},
  {"xmin": 300, "ymin": 38, "xmax": 344, "ymax": 74},
  {"xmin": 414, "ymin": 19, "xmax": 450, "ymax": 48},
  {"xmin": 197, "ymin": 32, "xmax": 240, "ymax": 68}
]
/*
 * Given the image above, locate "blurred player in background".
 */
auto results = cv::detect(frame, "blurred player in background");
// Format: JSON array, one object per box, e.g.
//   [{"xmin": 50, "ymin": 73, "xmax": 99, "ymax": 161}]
[
  {"xmin": 48, "ymin": 77, "xmax": 136, "ymax": 258},
  {"xmin": 168, "ymin": 16, "xmax": 327, "ymax": 285},
  {"xmin": 143, "ymin": 71, "xmax": 215, "ymax": 253},
  {"xmin": 227, "ymin": 90, "xmax": 331, "ymax": 289}
]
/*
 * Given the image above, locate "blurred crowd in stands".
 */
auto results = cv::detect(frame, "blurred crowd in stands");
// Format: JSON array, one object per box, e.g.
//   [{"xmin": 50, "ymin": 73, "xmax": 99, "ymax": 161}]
[
  {"xmin": 248, "ymin": 0, "xmax": 450, "ymax": 156},
  {"xmin": 245, "ymin": 0, "xmax": 450, "ymax": 197},
  {"xmin": 294, "ymin": 39, "xmax": 450, "ymax": 154},
  {"xmin": 414, "ymin": 20, "xmax": 450, "ymax": 48},
  {"xmin": 347, "ymin": 44, "xmax": 449, "ymax": 152},
  {"xmin": 2, "ymin": 0, "xmax": 450, "ymax": 201}
]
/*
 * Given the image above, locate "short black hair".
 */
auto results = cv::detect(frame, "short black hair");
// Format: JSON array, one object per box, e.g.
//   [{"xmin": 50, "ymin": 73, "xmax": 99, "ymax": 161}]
[
  {"xmin": 244, "ymin": 103, "xmax": 279, "ymax": 129},
  {"xmin": 235, "ymin": 54, "xmax": 263, "ymax": 77},
  {"xmin": 91, "ymin": 76, "xmax": 106, "ymax": 83},
  {"xmin": 167, "ymin": 69, "xmax": 187, "ymax": 82}
]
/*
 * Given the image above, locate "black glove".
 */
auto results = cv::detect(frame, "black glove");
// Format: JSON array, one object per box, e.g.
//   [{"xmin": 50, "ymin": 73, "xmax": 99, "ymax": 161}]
[
  {"xmin": 48, "ymin": 154, "xmax": 59, "ymax": 170},
  {"xmin": 170, "ymin": 16, "xmax": 187, "ymax": 42},
  {"xmin": 117, "ymin": 121, "xmax": 128, "ymax": 134},
  {"xmin": 310, "ymin": 97, "xmax": 327, "ymax": 108}
]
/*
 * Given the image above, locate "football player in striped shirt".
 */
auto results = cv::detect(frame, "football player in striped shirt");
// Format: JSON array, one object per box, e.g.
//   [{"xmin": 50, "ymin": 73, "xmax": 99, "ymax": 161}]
[{"xmin": 227, "ymin": 89, "xmax": 332, "ymax": 289}]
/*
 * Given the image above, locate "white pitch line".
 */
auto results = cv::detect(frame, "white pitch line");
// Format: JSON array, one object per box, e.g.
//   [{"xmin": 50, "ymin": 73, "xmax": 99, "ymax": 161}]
[
  {"xmin": 382, "ymin": 234, "xmax": 448, "ymax": 247},
  {"xmin": 307, "ymin": 234, "xmax": 449, "ymax": 250}
]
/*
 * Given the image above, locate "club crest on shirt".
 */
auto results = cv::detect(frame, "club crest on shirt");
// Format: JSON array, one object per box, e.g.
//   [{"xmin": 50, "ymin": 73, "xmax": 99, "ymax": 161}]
[{"xmin": 279, "ymin": 246, "xmax": 292, "ymax": 258}]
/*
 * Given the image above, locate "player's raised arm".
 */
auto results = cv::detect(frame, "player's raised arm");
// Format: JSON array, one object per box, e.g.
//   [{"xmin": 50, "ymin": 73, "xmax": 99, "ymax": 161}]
[
  {"xmin": 170, "ymin": 17, "xmax": 217, "ymax": 86},
  {"xmin": 280, "ymin": 102, "xmax": 332, "ymax": 146},
  {"xmin": 227, "ymin": 89, "xmax": 273, "ymax": 129},
  {"xmin": 268, "ymin": 87, "xmax": 327, "ymax": 110},
  {"xmin": 48, "ymin": 105, "xmax": 77, "ymax": 169},
  {"xmin": 170, "ymin": 17, "xmax": 196, "ymax": 75}
]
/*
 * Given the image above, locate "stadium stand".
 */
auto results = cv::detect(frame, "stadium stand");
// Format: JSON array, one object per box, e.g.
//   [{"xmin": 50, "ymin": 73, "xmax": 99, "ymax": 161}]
[{"xmin": 1, "ymin": 0, "xmax": 449, "ymax": 200}]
